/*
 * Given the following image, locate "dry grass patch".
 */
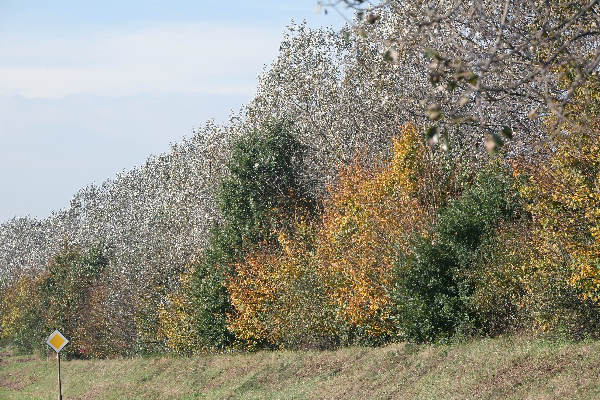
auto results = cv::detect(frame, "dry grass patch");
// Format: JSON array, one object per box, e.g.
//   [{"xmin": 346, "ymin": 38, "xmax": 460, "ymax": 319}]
[{"xmin": 2, "ymin": 336, "xmax": 600, "ymax": 399}]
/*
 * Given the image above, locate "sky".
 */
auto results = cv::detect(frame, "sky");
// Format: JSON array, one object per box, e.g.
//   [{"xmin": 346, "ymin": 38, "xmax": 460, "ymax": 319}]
[{"xmin": 0, "ymin": 0, "xmax": 346, "ymax": 222}]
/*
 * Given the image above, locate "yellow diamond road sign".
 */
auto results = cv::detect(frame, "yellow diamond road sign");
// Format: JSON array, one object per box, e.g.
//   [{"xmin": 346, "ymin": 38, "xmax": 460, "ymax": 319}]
[{"xmin": 46, "ymin": 330, "xmax": 69, "ymax": 353}]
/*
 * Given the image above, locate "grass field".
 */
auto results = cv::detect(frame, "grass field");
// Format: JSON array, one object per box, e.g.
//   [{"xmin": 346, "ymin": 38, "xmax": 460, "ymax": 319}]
[{"xmin": 2, "ymin": 335, "xmax": 600, "ymax": 399}]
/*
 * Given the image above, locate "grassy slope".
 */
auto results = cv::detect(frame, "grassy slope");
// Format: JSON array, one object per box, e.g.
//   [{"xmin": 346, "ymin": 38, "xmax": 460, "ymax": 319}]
[{"xmin": 1, "ymin": 335, "xmax": 600, "ymax": 400}]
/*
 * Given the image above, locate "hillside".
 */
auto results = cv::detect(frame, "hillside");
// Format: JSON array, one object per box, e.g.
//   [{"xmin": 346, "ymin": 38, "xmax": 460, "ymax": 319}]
[{"xmin": 2, "ymin": 336, "xmax": 600, "ymax": 400}]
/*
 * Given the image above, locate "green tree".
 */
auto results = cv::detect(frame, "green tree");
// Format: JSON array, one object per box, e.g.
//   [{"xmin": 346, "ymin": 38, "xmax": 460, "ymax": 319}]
[
  {"xmin": 190, "ymin": 121, "xmax": 314, "ymax": 350},
  {"xmin": 392, "ymin": 162, "xmax": 519, "ymax": 342}
]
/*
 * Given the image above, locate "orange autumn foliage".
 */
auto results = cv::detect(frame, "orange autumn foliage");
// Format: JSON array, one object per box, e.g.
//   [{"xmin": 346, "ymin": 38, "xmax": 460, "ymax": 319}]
[
  {"xmin": 228, "ymin": 222, "xmax": 342, "ymax": 349},
  {"xmin": 316, "ymin": 123, "xmax": 436, "ymax": 338},
  {"xmin": 227, "ymin": 123, "xmax": 449, "ymax": 346},
  {"xmin": 515, "ymin": 75, "xmax": 600, "ymax": 332}
]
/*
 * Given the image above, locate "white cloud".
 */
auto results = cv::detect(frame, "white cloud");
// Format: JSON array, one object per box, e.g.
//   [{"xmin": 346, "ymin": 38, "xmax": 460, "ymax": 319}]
[{"xmin": 0, "ymin": 23, "xmax": 283, "ymax": 98}]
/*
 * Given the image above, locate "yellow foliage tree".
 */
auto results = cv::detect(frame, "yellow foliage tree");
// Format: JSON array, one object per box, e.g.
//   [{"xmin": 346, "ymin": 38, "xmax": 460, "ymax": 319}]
[
  {"xmin": 0, "ymin": 274, "xmax": 43, "ymax": 352},
  {"xmin": 157, "ymin": 268, "xmax": 198, "ymax": 354},
  {"xmin": 227, "ymin": 222, "xmax": 343, "ymax": 349},
  {"xmin": 516, "ymin": 74, "xmax": 600, "ymax": 333},
  {"xmin": 316, "ymin": 123, "xmax": 438, "ymax": 339}
]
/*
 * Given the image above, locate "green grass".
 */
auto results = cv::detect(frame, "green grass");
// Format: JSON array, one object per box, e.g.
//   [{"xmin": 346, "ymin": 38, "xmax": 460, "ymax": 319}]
[{"xmin": 2, "ymin": 335, "xmax": 600, "ymax": 399}]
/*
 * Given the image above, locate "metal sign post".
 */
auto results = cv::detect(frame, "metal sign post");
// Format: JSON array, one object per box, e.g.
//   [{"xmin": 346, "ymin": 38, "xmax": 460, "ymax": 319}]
[
  {"xmin": 46, "ymin": 330, "xmax": 69, "ymax": 400},
  {"xmin": 57, "ymin": 352, "xmax": 62, "ymax": 400}
]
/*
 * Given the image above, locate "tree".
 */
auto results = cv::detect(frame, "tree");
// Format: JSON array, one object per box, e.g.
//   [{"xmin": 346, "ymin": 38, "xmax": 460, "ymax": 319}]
[
  {"xmin": 190, "ymin": 121, "xmax": 314, "ymax": 350},
  {"xmin": 217, "ymin": 120, "xmax": 314, "ymax": 245},
  {"xmin": 315, "ymin": 123, "xmax": 438, "ymax": 341},
  {"xmin": 515, "ymin": 73, "xmax": 600, "ymax": 338},
  {"xmin": 318, "ymin": 0, "xmax": 600, "ymax": 148},
  {"xmin": 38, "ymin": 243, "xmax": 108, "ymax": 358},
  {"xmin": 392, "ymin": 162, "xmax": 518, "ymax": 342}
]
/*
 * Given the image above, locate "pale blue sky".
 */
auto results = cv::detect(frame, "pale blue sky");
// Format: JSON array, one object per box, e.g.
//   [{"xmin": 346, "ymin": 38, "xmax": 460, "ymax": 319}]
[{"xmin": 0, "ymin": 1, "xmax": 345, "ymax": 222}]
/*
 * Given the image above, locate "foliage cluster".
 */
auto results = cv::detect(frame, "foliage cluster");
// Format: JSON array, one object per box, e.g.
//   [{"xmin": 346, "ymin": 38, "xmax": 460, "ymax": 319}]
[
  {"xmin": 392, "ymin": 162, "xmax": 522, "ymax": 342},
  {"xmin": 2, "ymin": 5, "xmax": 600, "ymax": 356},
  {"xmin": 0, "ymin": 274, "xmax": 43, "ymax": 353},
  {"xmin": 314, "ymin": 123, "xmax": 440, "ymax": 342},
  {"xmin": 228, "ymin": 223, "xmax": 343, "ymax": 349},
  {"xmin": 1, "ymin": 244, "xmax": 108, "ymax": 358},
  {"xmin": 4, "ymin": 105, "xmax": 600, "ymax": 354},
  {"xmin": 514, "ymin": 75, "xmax": 600, "ymax": 339},
  {"xmin": 225, "ymin": 123, "xmax": 453, "ymax": 348},
  {"xmin": 160, "ymin": 121, "xmax": 315, "ymax": 352}
]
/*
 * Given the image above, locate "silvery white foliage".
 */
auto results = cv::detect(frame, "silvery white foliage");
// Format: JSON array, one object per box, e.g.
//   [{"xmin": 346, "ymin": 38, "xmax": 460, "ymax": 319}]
[
  {"xmin": 246, "ymin": 21, "xmax": 489, "ymax": 197},
  {"xmin": 320, "ymin": 0, "xmax": 600, "ymax": 153},
  {"xmin": 0, "ymin": 10, "xmax": 575, "ymax": 351},
  {"xmin": 0, "ymin": 18, "xmax": 537, "ymax": 289},
  {"xmin": 0, "ymin": 217, "xmax": 55, "ymax": 286},
  {"xmin": 0, "ymin": 121, "xmax": 234, "ymax": 281}
]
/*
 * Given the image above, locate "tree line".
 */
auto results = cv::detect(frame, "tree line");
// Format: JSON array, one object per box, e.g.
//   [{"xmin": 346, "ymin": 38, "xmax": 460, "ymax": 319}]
[{"xmin": 1, "ymin": 1, "xmax": 600, "ymax": 356}]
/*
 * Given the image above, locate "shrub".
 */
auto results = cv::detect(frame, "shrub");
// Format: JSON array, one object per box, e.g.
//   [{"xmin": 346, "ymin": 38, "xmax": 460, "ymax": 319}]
[
  {"xmin": 392, "ymin": 161, "xmax": 519, "ymax": 342},
  {"xmin": 469, "ymin": 220, "xmax": 530, "ymax": 336},
  {"xmin": 38, "ymin": 243, "xmax": 108, "ymax": 358},
  {"xmin": 228, "ymin": 222, "xmax": 345, "ymax": 349},
  {"xmin": 157, "ymin": 267, "xmax": 199, "ymax": 355},
  {"xmin": 189, "ymin": 227, "xmax": 237, "ymax": 351},
  {"xmin": 0, "ymin": 274, "xmax": 44, "ymax": 353},
  {"xmin": 515, "ymin": 75, "xmax": 600, "ymax": 338}
]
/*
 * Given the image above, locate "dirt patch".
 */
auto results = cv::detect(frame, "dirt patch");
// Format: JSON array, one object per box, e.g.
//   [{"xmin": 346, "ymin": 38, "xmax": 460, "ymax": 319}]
[
  {"xmin": 0, "ymin": 373, "xmax": 29, "ymax": 391},
  {"xmin": 0, "ymin": 352, "xmax": 12, "ymax": 368},
  {"xmin": 15, "ymin": 357, "xmax": 35, "ymax": 363}
]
